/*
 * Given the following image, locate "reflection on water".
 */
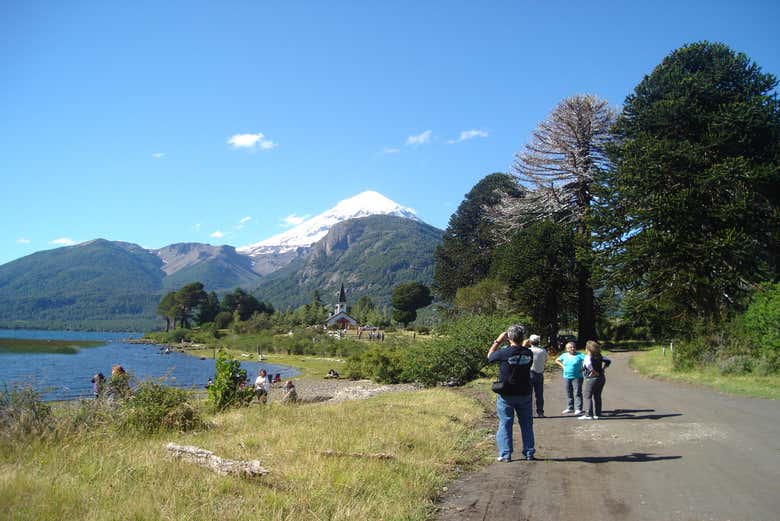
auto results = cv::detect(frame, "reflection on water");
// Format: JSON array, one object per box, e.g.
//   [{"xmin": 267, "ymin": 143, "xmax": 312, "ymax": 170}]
[{"xmin": 0, "ymin": 329, "xmax": 298, "ymax": 401}]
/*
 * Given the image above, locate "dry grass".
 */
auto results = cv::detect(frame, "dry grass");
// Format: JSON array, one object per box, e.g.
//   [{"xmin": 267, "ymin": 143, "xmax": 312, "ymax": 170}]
[{"xmin": 0, "ymin": 388, "xmax": 491, "ymax": 521}]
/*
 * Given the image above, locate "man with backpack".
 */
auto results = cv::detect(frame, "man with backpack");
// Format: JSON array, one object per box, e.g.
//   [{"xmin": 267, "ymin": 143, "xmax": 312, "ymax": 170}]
[{"xmin": 488, "ymin": 324, "xmax": 536, "ymax": 462}]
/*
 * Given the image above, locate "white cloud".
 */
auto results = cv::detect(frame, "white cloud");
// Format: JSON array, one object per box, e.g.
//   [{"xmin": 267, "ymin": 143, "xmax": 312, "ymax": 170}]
[
  {"xmin": 447, "ymin": 129, "xmax": 489, "ymax": 144},
  {"xmin": 227, "ymin": 132, "xmax": 277, "ymax": 150},
  {"xmin": 152, "ymin": 152, "xmax": 165, "ymax": 159},
  {"xmin": 281, "ymin": 214, "xmax": 310, "ymax": 227},
  {"xmin": 382, "ymin": 147, "xmax": 400, "ymax": 154},
  {"xmin": 210, "ymin": 230, "xmax": 224, "ymax": 238},
  {"xmin": 49, "ymin": 237, "xmax": 75, "ymax": 246},
  {"xmin": 239, "ymin": 216, "xmax": 252, "ymax": 224},
  {"xmin": 405, "ymin": 130, "xmax": 433, "ymax": 146},
  {"xmin": 16, "ymin": 238, "xmax": 31, "ymax": 244}
]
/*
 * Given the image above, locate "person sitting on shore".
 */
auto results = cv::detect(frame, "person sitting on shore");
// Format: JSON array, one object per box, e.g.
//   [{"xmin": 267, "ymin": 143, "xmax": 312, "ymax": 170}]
[
  {"xmin": 106, "ymin": 365, "xmax": 131, "ymax": 401},
  {"xmin": 91, "ymin": 373, "xmax": 105, "ymax": 399},
  {"xmin": 281, "ymin": 380, "xmax": 298, "ymax": 404},
  {"xmin": 254, "ymin": 369, "xmax": 270, "ymax": 403},
  {"xmin": 325, "ymin": 368, "xmax": 340, "ymax": 379},
  {"xmin": 273, "ymin": 373, "xmax": 282, "ymax": 384}
]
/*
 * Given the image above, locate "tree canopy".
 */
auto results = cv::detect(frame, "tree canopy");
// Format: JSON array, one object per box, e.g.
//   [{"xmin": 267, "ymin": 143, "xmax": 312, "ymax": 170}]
[
  {"xmin": 597, "ymin": 41, "xmax": 780, "ymax": 329},
  {"xmin": 433, "ymin": 173, "xmax": 522, "ymax": 301},
  {"xmin": 391, "ymin": 282, "xmax": 433, "ymax": 327}
]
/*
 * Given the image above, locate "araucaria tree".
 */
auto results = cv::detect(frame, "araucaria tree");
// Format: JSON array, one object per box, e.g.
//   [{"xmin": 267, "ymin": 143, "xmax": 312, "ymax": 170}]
[
  {"xmin": 598, "ymin": 41, "xmax": 780, "ymax": 329},
  {"xmin": 494, "ymin": 94, "xmax": 616, "ymax": 343},
  {"xmin": 391, "ymin": 282, "xmax": 433, "ymax": 328},
  {"xmin": 433, "ymin": 173, "xmax": 522, "ymax": 301}
]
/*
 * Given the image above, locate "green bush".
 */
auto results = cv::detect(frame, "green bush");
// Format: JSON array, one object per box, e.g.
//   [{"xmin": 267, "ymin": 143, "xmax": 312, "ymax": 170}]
[
  {"xmin": 207, "ymin": 350, "xmax": 255, "ymax": 410},
  {"xmin": 119, "ymin": 381, "xmax": 205, "ymax": 434},
  {"xmin": 345, "ymin": 345, "xmax": 404, "ymax": 383},
  {"xmin": 347, "ymin": 314, "xmax": 529, "ymax": 387},
  {"xmin": 0, "ymin": 385, "xmax": 52, "ymax": 440},
  {"xmin": 733, "ymin": 282, "xmax": 780, "ymax": 368},
  {"xmin": 717, "ymin": 355, "xmax": 755, "ymax": 375}
]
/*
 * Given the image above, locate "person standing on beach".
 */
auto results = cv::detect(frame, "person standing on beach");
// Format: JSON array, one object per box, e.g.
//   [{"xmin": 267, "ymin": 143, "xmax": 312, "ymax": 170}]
[
  {"xmin": 488, "ymin": 324, "xmax": 536, "ymax": 462},
  {"xmin": 527, "ymin": 334, "xmax": 547, "ymax": 417},
  {"xmin": 556, "ymin": 342, "xmax": 585, "ymax": 415}
]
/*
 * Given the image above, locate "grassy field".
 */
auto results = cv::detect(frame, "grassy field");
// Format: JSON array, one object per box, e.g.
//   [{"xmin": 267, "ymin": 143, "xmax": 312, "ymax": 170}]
[
  {"xmin": 0, "ymin": 388, "xmax": 492, "ymax": 521},
  {"xmin": 0, "ymin": 337, "xmax": 104, "ymax": 355},
  {"xmin": 629, "ymin": 347, "xmax": 780, "ymax": 400}
]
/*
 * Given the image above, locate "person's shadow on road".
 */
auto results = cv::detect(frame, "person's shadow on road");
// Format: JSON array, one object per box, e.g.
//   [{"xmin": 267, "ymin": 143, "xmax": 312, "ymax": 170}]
[
  {"xmin": 601, "ymin": 409, "xmax": 683, "ymax": 420},
  {"xmin": 540, "ymin": 452, "xmax": 682, "ymax": 464}
]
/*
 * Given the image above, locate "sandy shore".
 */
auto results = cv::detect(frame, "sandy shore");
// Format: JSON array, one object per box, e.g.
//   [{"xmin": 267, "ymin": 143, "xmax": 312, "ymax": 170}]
[{"xmin": 265, "ymin": 377, "xmax": 418, "ymax": 404}]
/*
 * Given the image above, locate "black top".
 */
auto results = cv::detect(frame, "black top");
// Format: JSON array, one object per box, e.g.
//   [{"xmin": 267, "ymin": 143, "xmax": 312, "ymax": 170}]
[{"xmin": 488, "ymin": 345, "xmax": 533, "ymax": 395}]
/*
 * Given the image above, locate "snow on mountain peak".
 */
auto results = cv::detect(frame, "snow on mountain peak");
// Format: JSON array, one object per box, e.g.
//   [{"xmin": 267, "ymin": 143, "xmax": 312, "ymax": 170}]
[{"xmin": 237, "ymin": 191, "xmax": 420, "ymax": 256}]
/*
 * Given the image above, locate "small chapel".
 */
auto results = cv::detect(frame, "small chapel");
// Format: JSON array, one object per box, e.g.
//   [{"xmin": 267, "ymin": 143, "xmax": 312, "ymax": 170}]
[{"xmin": 325, "ymin": 283, "xmax": 358, "ymax": 329}]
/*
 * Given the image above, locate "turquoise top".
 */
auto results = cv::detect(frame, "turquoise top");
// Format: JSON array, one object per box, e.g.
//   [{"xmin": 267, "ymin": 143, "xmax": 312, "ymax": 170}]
[{"xmin": 556, "ymin": 352, "xmax": 585, "ymax": 379}]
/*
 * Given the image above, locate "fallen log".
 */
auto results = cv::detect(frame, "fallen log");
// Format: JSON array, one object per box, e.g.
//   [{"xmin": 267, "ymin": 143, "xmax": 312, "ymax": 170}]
[
  {"xmin": 320, "ymin": 449, "xmax": 395, "ymax": 460},
  {"xmin": 165, "ymin": 443, "xmax": 268, "ymax": 478}
]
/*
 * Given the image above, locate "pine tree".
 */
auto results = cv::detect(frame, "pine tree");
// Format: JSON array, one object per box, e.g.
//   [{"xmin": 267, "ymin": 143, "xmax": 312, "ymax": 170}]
[
  {"xmin": 433, "ymin": 173, "xmax": 522, "ymax": 301},
  {"xmin": 598, "ymin": 41, "xmax": 780, "ymax": 328}
]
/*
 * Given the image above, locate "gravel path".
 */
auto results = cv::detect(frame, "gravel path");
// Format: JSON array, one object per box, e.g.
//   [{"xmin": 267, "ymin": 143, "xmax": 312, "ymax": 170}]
[
  {"xmin": 436, "ymin": 352, "xmax": 780, "ymax": 521},
  {"xmin": 265, "ymin": 377, "xmax": 418, "ymax": 404}
]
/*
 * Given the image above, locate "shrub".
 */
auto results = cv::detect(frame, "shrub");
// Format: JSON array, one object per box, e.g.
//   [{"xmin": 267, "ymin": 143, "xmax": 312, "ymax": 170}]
[
  {"xmin": 214, "ymin": 311, "xmax": 233, "ymax": 329},
  {"xmin": 0, "ymin": 385, "xmax": 52, "ymax": 440},
  {"xmin": 672, "ymin": 334, "xmax": 719, "ymax": 371},
  {"xmin": 345, "ymin": 345, "xmax": 404, "ymax": 383},
  {"xmin": 207, "ymin": 350, "xmax": 255, "ymax": 410},
  {"xmin": 119, "ymin": 381, "xmax": 205, "ymax": 434},
  {"xmin": 717, "ymin": 355, "xmax": 755, "ymax": 375},
  {"xmin": 733, "ymin": 282, "xmax": 780, "ymax": 368}
]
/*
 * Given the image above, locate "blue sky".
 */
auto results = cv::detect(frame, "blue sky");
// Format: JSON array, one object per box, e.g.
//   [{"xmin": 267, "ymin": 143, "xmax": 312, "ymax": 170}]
[{"xmin": 2, "ymin": 0, "xmax": 779, "ymax": 265}]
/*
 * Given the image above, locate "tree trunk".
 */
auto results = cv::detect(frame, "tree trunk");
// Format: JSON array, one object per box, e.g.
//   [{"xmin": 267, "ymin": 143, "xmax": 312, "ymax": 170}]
[{"xmin": 575, "ymin": 259, "xmax": 597, "ymax": 346}]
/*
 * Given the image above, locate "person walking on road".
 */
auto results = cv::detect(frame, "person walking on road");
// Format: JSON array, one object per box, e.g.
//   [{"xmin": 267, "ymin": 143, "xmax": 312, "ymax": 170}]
[
  {"xmin": 556, "ymin": 342, "xmax": 585, "ymax": 415},
  {"xmin": 488, "ymin": 324, "xmax": 536, "ymax": 462},
  {"xmin": 527, "ymin": 334, "xmax": 547, "ymax": 417},
  {"xmin": 580, "ymin": 340, "xmax": 611, "ymax": 419}
]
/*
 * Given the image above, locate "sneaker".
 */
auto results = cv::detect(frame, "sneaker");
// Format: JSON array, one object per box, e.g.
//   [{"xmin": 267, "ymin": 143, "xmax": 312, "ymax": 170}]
[
  {"xmin": 537, "ymin": 412, "xmax": 545, "ymax": 418},
  {"xmin": 578, "ymin": 414, "xmax": 593, "ymax": 420},
  {"xmin": 525, "ymin": 453, "xmax": 535, "ymax": 461},
  {"xmin": 496, "ymin": 456, "xmax": 510, "ymax": 463},
  {"xmin": 574, "ymin": 409, "xmax": 583, "ymax": 415},
  {"xmin": 561, "ymin": 408, "xmax": 573, "ymax": 414},
  {"xmin": 593, "ymin": 415, "xmax": 599, "ymax": 419}
]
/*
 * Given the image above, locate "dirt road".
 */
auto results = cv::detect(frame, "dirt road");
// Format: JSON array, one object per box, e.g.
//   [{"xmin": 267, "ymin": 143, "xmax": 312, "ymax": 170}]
[{"xmin": 437, "ymin": 353, "xmax": 780, "ymax": 521}]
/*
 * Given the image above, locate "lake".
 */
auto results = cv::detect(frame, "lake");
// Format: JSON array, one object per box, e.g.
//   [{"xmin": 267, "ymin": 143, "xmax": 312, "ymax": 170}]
[{"xmin": 0, "ymin": 329, "xmax": 298, "ymax": 401}]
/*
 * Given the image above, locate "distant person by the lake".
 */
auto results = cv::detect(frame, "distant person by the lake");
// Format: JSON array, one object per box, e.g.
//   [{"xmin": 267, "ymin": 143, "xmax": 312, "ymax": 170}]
[
  {"xmin": 254, "ymin": 369, "xmax": 270, "ymax": 403},
  {"xmin": 281, "ymin": 380, "xmax": 298, "ymax": 404},
  {"xmin": 556, "ymin": 342, "xmax": 585, "ymax": 415},
  {"xmin": 325, "ymin": 368, "xmax": 340, "ymax": 379},
  {"xmin": 107, "ymin": 365, "xmax": 131, "ymax": 400},
  {"xmin": 580, "ymin": 340, "xmax": 611, "ymax": 420},
  {"xmin": 91, "ymin": 372, "xmax": 105, "ymax": 399}
]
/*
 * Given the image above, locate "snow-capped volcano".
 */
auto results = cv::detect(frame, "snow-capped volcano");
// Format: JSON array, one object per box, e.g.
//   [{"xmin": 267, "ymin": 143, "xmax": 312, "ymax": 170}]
[{"xmin": 238, "ymin": 190, "xmax": 420, "ymax": 258}]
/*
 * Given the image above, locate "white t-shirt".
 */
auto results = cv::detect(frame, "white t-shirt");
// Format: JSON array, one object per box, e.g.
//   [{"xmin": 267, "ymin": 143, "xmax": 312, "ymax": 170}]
[
  {"xmin": 254, "ymin": 375, "xmax": 270, "ymax": 392},
  {"xmin": 530, "ymin": 346, "xmax": 548, "ymax": 373}
]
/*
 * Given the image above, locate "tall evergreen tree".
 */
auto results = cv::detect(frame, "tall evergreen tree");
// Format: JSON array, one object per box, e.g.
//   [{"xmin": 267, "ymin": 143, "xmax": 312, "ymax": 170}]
[
  {"xmin": 598, "ymin": 41, "xmax": 780, "ymax": 329},
  {"xmin": 491, "ymin": 220, "xmax": 577, "ymax": 347},
  {"xmin": 175, "ymin": 282, "xmax": 208, "ymax": 328},
  {"xmin": 433, "ymin": 173, "xmax": 523, "ymax": 301},
  {"xmin": 391, "ymin": 282, "xmax": 433, "ymax": 327},
  {"xmin": 493, "ymin": 95, "xmax": 616, "ymax": 343}
]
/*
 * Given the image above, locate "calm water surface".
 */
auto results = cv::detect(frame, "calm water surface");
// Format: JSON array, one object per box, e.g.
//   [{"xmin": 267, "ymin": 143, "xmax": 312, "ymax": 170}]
[{"xmin": 0, "ymin": 329, "xmax": 298, "ymax": 401}]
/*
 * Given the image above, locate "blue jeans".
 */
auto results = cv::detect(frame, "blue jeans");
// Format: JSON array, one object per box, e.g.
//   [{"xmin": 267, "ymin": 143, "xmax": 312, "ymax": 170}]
[
  {"xmin": 530, "ymin": 371, "xmax": 544, "ymax": 415},
  {"xmin": 496, "ymin": 393, "xmax": 535, "ymax": 460},
  {"xmin": 564, "ymin": 377, "xmax": 583, "ymax": 411}
]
